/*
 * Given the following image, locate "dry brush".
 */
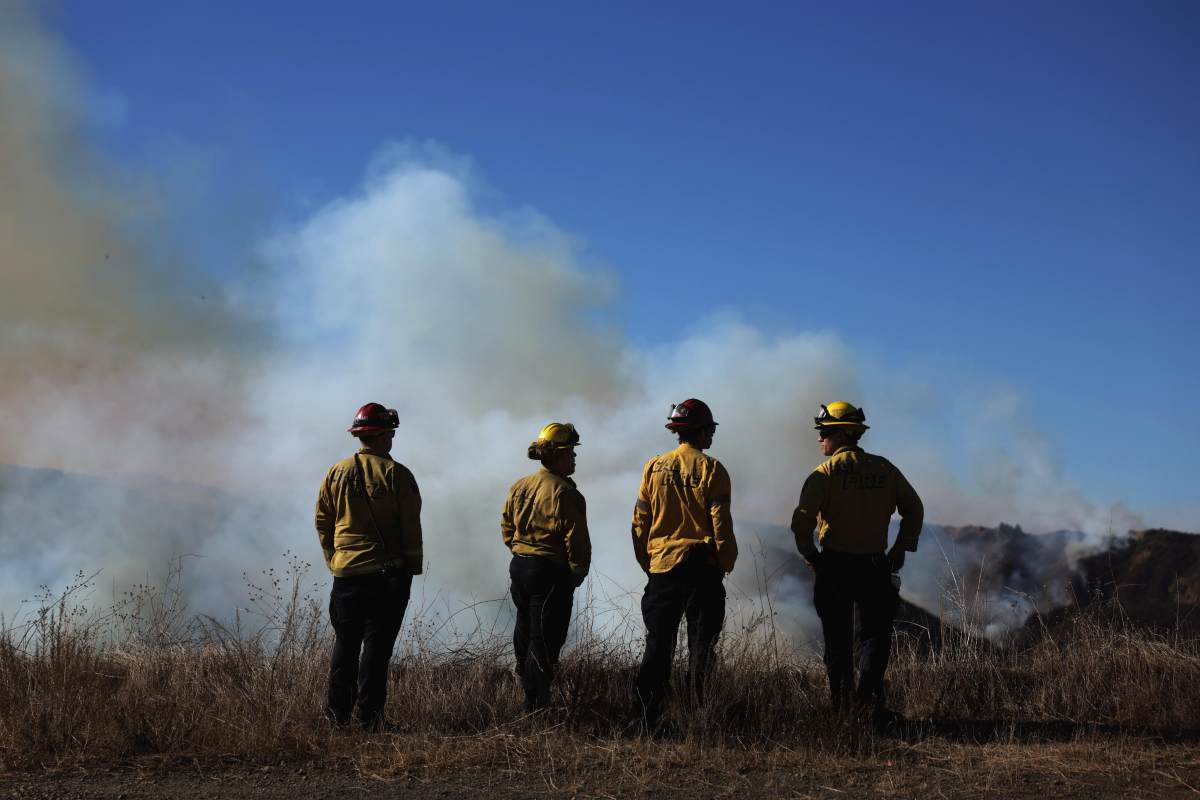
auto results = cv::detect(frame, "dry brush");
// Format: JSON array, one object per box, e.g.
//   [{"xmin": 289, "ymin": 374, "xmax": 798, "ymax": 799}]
[{"xmin": 1, "ymin": 557, "xmax": 1197, "ymax": 778}]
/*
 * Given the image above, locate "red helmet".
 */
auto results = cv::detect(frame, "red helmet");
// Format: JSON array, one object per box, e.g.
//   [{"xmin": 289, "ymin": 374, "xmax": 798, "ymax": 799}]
[
  {"xmin": 665, "ymin": 398, "xmax": 718, "ymax": 432},
  {"xmin": 348, "ymin": 402, "xmax": 399, "ymax": 436}
]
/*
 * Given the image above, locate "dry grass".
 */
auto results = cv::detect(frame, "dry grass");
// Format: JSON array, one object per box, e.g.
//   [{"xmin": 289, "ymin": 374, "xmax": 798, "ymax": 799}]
[{"xmin": 1, "ymin": 557, "xmax": 1198, "ymax": 797}]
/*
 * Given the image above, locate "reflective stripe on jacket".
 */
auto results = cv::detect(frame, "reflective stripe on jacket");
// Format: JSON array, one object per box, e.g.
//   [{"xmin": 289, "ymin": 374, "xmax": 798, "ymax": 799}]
[
  {"xmin": 315, "ymin": 449, "xmax": 423, "ymax": 577},
  {"xmin": 790, "ymin": 445, "xmax": 923, "ymax": 557},
  {"xmin": 501, "ymin": 467, "xmax": 591, "ymax": 577},
  {"xmin": 631, "ymin": 443, "xmax": 737, "ymax": 575}
]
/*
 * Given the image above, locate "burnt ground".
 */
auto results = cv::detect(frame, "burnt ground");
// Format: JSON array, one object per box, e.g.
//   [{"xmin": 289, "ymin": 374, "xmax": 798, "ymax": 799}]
[{"xmin": 2, "ymin": 735, "xmax": 1198, "ymax": 800}]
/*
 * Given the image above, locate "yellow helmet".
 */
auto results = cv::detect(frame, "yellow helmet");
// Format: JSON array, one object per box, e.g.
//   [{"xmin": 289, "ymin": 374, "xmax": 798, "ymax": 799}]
[
  {"xmin": 528, "ymin": 422, "xmax": 581, "ymax": 459},
  {"xmin": 538, "ymin": 422, "xmax": 581, "ymax": 448},
  {"xmin": 814, "ymin": 401, "xmax": 869, "ymax": 432}
]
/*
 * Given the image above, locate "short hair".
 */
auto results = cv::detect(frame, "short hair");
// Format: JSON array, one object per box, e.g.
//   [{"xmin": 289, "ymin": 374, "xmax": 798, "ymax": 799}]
[
  {"xmin": 356, "ymin": 430, "xmax": 392, "ymax": 446},
  {"xmin": 676, "ymin": 425, "xmax": 715, "ymax": 446},
  {"xmin": 830, "ymin": 427, "xmax": 861, "ymax": 443}
]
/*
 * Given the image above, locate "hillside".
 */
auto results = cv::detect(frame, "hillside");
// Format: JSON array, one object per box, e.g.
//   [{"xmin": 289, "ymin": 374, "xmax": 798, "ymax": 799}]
[{"xmin": 1025, "ymin": 528, "xmax": 1200, "ymax": 638}]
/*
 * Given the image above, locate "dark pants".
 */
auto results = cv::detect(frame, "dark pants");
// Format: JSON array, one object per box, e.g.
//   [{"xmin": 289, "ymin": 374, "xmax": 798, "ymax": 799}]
[
  {"xmin": 326, "ymin": 570, "xmax": 413, "ymax": 728},
  {"xmin": 510, "ymin": 555, "xmax": 576, "ymax": 710},
  {"xmin": 635, "ymin": 551, "xmax": 726, "ymax": 724},
  {"xmin": 813, "ymin": 551, "xmax": 899, "ymax": 709}
]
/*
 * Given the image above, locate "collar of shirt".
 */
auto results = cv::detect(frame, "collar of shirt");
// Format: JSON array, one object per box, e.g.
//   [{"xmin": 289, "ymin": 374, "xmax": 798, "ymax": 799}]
[
  {"xmin": 831, "ymin": 445, "xmax": 862, "ymax": 457},
  {"xmin": 357, "ymin": 447, "xmax": 393, "ymax": 459}
]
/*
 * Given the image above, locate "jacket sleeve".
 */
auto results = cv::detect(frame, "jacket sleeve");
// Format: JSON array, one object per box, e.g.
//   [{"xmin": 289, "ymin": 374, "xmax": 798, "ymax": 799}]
[
  {"xmin": 708, "ymin": 461, "xmax": 737, "ymax": 574},
  {"xmin": 393, "ymin": 465, "xmax": 424, "ymax": 575},
  {"xmin": 631, "ymin": 460, "xmax": 653, "ymax": 573},
  {"xmin": 790, "ymin": 469, "xmax": 828, "ymax": 559},
  {"xmin": 500, "ymin": 486, "xmax": 516, "ymax": 552},
  {"xmin": 893, "ymin": 465, "xmax": 924, "ymax": 552},
  {"xmin": 561, "ymin": 488, "xmax": 591, "ymax": 577},
  {"xmin": 315, "ymin": 469, "xmax": 336, "ymax": 569}
]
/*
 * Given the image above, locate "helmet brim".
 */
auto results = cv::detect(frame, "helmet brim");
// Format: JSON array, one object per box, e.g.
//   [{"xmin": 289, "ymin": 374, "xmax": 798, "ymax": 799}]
[{"xmin": 349, "ymin": 425, "xmax": 397, "ymax": 435}]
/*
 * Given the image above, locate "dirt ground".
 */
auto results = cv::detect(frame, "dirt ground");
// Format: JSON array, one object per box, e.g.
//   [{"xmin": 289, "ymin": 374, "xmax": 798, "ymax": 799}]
[{"xmin": 3, "ymin": 737, "xmax": 1199, "ymax": 800}]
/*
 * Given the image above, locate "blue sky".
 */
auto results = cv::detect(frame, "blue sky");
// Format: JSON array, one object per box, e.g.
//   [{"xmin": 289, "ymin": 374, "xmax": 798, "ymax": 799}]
[{"xmin": 41, "ymin": 1, "xmax": 1200, "ymax": 522}]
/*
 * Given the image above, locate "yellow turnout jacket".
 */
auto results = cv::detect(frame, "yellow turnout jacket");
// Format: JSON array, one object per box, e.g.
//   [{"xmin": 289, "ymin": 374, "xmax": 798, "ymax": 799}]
[
  {"xmin": 631, "ymin": 443, "xmax": 738, "ymax": 574},
  {"xmin": 501, "ymin": 467, "xmax": 591, "ymax": 577},
  {"xmin": 790, "ymin": 445, "xmax": 923, "ymax": 557},
  {"xmin": 315, "ymin": 448, "xmax": 424, "ymax": 577}
]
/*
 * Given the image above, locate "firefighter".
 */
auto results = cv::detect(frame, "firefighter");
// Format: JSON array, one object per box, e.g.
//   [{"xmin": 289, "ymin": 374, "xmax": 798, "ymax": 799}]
[
  {"xmin": 791, "ymin": 401, "xmax": 923, "ymax": 721},
  {"xmin": 502, "ymin": 422, "xmax": 591, "ymax": 712},
  {"xmin": 315, "ymin": 402, "xmax": 423, "ymax": 731},
  {"xmin": 631, "ymin": 399, "xmax": 737, "ymax": 728}
]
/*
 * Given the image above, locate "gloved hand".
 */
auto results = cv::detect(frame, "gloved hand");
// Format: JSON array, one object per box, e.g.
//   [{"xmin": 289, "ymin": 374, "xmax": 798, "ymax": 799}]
[{"xmin": 887, "ymin": 545, "xmax": 906, "ymax": 572}]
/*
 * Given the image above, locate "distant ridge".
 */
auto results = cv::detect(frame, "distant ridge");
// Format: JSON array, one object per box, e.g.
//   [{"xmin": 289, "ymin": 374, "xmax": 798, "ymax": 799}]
[{"xmin": 1026, "ymin": 528, "xmax": 1200, "ymax": 638}]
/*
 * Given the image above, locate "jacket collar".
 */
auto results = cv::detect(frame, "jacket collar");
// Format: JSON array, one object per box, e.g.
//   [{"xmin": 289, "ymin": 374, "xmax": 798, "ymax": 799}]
[{"xmin": 539, "ymin": 465, "xmax": 576, "ymax": 488}]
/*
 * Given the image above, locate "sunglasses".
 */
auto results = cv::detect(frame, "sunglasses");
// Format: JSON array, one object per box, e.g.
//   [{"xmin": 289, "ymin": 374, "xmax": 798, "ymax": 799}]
[{"xmin": 817, "ymin": 428, "xmax": 841, "ymax": 440}]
